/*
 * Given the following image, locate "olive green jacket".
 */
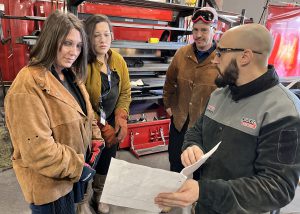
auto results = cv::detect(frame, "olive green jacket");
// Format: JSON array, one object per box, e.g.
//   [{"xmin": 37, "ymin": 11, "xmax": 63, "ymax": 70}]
[{"xmin": 85, "ymin": 49, "xmax": 131, "ymax": 120}]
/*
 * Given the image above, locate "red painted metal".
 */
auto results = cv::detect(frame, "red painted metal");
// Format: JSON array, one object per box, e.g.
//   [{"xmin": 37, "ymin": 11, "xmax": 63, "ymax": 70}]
[
  {"xmin": 34, "ymin": 0, "xmax": 65, "ymax": 30},
  {"xmin": 119, "ymin": 119, "xmax": 170, "ymax": 150},
  {"xmin": 81, "ymin": 2, "xmax": 173, "ymax": 41},
  {"xmin": 0, "ymin": 0, "xmax": 174, "ymax": 81},
  {"xmin": 81, "ymin": 3, "xmax": 173, "ymax": 21},
  {"xmin": 113, "ymin": 27, "xmax": 164, "ymax": 42},
  {"xmin": 0, "ymin": 0, "xmax": 12, "ymax": 82},
  {"xmin": 0, "ymin": 0, "xmax": 34, "ymax": 81},
  {"xmin": 8, "ymin": 0, "xmax": 34, "ymax": 81}
]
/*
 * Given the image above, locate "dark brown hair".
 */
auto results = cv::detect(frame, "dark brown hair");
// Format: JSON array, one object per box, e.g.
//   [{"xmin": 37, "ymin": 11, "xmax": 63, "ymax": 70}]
[
  {"xmin": 29, "ymin": 10, "xmax": 88, "ymax": 82},
  {"xmin": 84, "ymin": 14, "xmax": 113, "ymax": 63}
]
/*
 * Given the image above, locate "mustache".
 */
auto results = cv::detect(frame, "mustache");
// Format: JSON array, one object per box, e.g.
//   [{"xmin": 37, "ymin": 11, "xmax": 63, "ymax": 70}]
[{"xmin": 215, "ymin": 59, "xmax": 239, "ymax": 88}]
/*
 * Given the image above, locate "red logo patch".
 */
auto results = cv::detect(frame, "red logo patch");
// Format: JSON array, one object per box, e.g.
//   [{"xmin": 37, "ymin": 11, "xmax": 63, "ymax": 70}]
[
  {"xmin": 207, "ymin": 105, "xmax": 215, "ymax": 113},
  {"xmin": 241, "ymin": 117, "xmax": 257, "ymax": 129}
]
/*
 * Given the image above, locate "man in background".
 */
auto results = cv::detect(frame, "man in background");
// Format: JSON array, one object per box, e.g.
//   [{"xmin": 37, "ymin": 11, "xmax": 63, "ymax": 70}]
[
  {"xmin": 156, "ymin": 23, "xmax": 300, "ymax": 214},
  {"xmin": 163, "ymin": 7, "xmax": 219, "ymax": 176}
]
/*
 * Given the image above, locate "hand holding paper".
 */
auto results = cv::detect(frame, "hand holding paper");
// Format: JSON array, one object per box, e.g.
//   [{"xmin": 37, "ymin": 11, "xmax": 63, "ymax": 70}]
[
  {"xmin": 180, "ymin": 142, "xmax": 221, "ymax": 177},
  {"xmin": 100, "ymin": 142, "xmax": 221, "ymax": 213}
]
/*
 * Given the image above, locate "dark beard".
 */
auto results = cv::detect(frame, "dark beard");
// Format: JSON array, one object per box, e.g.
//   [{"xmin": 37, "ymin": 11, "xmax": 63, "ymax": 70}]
[{"xmin": 215, "ymin": 59, "xmax": 239, "ymax": 88}]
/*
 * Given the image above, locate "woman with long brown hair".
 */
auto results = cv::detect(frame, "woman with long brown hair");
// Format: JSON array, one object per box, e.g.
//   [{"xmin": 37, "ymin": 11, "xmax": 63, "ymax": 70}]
[{"xmin": 5, "ymin": 10, "xmax": 104, "ymax": 214}]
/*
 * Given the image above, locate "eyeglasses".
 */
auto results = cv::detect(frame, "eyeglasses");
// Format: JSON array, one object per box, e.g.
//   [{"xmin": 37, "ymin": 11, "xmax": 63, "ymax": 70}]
[
  {"xmin": 192, "ymin": 10, "xmax": 215, "ymax": 24},
  {"xmin": 215, "ymin": 47, "xmax": 263, "ymax": 57}
]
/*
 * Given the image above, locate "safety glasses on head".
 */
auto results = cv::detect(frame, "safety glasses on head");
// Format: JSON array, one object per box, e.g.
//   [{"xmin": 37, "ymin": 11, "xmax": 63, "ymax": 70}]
[{"xmin": 192, "ymin": 10, "xmax": 215, "ymax": 24}]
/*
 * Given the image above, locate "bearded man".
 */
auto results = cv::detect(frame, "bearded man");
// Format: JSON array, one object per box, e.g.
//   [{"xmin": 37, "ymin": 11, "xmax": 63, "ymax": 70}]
[{"xmin": 156, "ymin": 23, "xmax": 300, "ymax": 214}]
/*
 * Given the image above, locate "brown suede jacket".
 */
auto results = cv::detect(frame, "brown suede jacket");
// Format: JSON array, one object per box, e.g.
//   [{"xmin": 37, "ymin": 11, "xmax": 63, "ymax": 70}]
[
  {"xmin": 163, "ymin": 44, "xmax": 218, "ymax": 131},
  {"xmin": 85, "ymin": 49, "xmax": 131, "ymax": 120},
  {"xmin": 5, "ymin": 66, "xmax": 102, "ymax": 205}
]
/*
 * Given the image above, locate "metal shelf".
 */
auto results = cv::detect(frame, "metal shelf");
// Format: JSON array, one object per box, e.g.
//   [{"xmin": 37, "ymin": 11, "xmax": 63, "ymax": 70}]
[
  {"xmin": 16, "ymin": 36, "xmax": 38, "ymax": 46},
  {"xmin": 132, "ymin": 95, "xmax": 163, "ymax": 101},
  {"xmin": 111, "ymin": 40, "xmax": 186, "ymax": 50},
  {"xmin": 0, "ymin": 14, "xmax": 46, "ymax": 21},
  {"xmin": 16, "ymin": 36, "xmax": 186, "ymax": 50},
  {"xmin": 131, "ymin": 77, "xmax": 165, "ymax": 90},
  {"xmin": 112, "ymin": 22, "xmax": 191, "ymax": 32},
  {"xmin": 128, "ymin": 63, "xmax": 169, "ymax": 72}
]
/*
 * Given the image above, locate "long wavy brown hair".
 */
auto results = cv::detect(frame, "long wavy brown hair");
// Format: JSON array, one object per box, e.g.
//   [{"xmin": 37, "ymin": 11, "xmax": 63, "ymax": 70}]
[
  {"xmin": 84, "ymin": 14, "xmax": 113, "ymax": 64},
  {"xmin": 29, "ymin": 10, "xmax": 88, "ymax": 82}
]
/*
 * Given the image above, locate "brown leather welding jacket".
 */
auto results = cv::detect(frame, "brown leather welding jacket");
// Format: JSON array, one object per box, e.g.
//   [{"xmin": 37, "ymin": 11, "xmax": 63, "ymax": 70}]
[
  {"xmin": 163, "ymin": 43, "xmax": 218, "ymax": 132},
  {"xmin": 5, "ymin": 66, "xmax": 102, "ymax": 205}
]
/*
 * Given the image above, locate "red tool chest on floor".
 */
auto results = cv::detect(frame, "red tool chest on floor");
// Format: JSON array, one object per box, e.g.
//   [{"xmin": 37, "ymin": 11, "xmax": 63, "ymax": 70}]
[{"xmin": 119, "ymin": 119, "xmax": 170, "ymax": 158}]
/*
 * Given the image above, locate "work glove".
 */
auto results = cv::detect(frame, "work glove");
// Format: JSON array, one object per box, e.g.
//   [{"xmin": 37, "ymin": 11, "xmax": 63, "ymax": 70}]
[
  {"xmin": 98, "ymin": 121, "xmax": 117, "ymax": 148},
  {"xmin": 115, "ymin": 108, "xmax": 128, "ymax": 142},
  {"xmin": 80, "ymin": 163, "xmax": 96, "ymax": 182},
  {"xmin": 88, "ymin": 140, "xmax": 105, "ymax": 168}
]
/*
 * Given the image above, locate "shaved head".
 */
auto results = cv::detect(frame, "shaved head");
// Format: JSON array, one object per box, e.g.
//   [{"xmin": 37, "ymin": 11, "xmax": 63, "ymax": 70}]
[{"xmin": 219, "ymin": 24, "xmax": 273, "ymax": 66}]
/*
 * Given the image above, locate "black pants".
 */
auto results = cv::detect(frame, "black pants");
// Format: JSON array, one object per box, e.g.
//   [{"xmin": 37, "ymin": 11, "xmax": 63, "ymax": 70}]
[
  {"xmin": 168, "ymin": 116, "xmax": 201, "ymax": 179},
  {"xmin": 95, "ymin": 116, "xmax": 118, "ymax": 175},
  {"xmin": 30, "ymin": 191, "xmax": 75, "ymax": 214},
  {"xmin": 95, "ymin": 143, "xmax": 118, "ymax": 175},
  {"xmin": 168, "ymin": 116, "xmax": 189, "ymax": 173}
]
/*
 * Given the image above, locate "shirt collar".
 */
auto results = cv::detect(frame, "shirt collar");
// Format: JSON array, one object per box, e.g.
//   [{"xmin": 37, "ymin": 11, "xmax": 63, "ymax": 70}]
[
  {"xmin": 193, "ymin": 40, "xmax": 216, "ymax": 55},
  {"xmin": 229, "ymin": 65, "xmax": 279, "ymax": 101}
]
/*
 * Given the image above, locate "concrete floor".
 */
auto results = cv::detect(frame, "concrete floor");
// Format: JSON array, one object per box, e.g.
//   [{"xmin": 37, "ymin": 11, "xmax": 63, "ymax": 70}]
[{"xmin": 0, "ymin": 150, "xmax": 300, "ymax": 214}]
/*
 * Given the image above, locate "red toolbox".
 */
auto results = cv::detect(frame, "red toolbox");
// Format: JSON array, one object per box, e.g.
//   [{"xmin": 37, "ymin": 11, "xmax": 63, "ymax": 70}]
[{"xmin": 120, "ymin": 119, "xmax": 170, "ymax": 158}]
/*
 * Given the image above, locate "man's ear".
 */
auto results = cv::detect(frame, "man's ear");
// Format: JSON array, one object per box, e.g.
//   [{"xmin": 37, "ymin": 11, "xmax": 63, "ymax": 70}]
[{"xmin": 240, "ymin": 49, "xmax": 253, "ymax": 66}]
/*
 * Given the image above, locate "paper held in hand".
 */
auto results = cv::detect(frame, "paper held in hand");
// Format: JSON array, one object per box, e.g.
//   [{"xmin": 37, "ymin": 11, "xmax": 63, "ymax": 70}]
[{"xmin": 100, "ymin": 142, "xmax": 221, "ymax": 213}]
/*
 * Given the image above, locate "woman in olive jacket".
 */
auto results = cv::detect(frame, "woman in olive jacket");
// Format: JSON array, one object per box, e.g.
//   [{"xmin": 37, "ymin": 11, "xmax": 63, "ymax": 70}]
[
  {"xmin": 84, "ymin": 14, "xmax": 131, "ymax": 214},
  {"xmin": 5, "ymin": 11, "xmax": 104, "ymax": 214}
]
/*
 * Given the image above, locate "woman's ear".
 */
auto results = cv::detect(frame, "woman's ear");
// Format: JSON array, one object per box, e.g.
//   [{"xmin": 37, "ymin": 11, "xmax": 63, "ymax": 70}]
[{"xmin": 111, "ymin": 32, "xmax": 114, "ymax": 41}]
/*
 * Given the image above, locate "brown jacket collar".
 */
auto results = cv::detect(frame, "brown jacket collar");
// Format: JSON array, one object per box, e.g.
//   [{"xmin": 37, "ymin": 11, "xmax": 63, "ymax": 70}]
[{"xmin": 30, "ymin": 66, "xmax": 88, "ymax": 116}]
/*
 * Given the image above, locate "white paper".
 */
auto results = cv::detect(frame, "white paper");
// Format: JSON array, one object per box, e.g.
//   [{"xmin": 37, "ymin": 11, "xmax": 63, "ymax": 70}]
[
  {"xmin": 101, "ymin": 158, "xmax": 187, "ymax": 213},
  {"xmin": 180, "ymin": 142, "xmax": 221, "ymax": 177},
  {"xmin": 100, "ymin": 142, "xmax": 221, "ymax": 212}
]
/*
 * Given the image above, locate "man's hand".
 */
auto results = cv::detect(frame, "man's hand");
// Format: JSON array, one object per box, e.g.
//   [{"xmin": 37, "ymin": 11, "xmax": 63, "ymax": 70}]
[
  {"xmin": 166, "ymin": 108, "xmax": 172, "ymax": 117},
  {"xmin": 155, "ymin": 179, "xmax": 199, "ymax": 208},
  {"xmin": 181, "ymin": 145, "xmax": 204, "ymax": 167}
]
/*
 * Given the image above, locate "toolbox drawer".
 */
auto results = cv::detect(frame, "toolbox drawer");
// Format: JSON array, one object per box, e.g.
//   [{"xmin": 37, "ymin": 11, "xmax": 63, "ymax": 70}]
[{"xmin": 119, "ymin": 119, "xmax": 170, "ymax": 158}]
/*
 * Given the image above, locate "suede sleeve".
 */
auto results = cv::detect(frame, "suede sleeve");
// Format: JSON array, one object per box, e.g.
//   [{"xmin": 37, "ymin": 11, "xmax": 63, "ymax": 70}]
[{"xmin": 163, "ymin": 49, "xmax": 179, "ymax": 109}]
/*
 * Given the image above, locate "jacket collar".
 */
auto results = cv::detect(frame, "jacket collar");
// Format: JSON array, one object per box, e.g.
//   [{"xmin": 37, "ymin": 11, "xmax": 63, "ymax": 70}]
[
  {"xmin": 94, "ymin": 49, "xmax": 117, "ymax": 73},
  {"xmin": 30, "ymin": 66, "xmax": 86, "ymax": 116},
  {"xmin": 186, "ymin": 43, "xmax": 216, "ymax": 65},
  {"xmin": 229, "ymin": 65, "xmax": 279, "ymax": 101}
]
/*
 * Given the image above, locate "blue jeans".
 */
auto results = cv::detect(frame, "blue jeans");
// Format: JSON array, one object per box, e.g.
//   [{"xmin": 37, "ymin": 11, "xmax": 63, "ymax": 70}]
[{"xmin": 30, "ymin": 191, "xmax": 75, "ymax": 214}]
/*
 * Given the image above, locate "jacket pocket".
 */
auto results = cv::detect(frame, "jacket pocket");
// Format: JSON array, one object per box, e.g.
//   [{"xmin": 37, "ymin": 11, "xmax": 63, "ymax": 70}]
[{"xmin": 277, "ymin": 129, "xmax": 298, "ymax": 164}]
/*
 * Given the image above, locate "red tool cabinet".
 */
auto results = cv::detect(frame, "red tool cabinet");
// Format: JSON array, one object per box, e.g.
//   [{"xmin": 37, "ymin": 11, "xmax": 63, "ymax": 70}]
[{"xmin": 119, "ymin": 119, "xmax": 170, "ymax": 158}]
